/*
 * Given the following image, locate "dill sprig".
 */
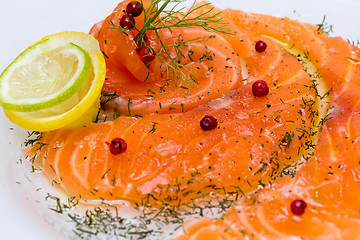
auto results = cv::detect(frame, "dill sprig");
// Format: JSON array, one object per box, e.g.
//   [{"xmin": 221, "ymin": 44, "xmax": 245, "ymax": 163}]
[
  {"xmin": 23, "ymin": 131, "xmax": 41, "ymax": 147},
  {"xmin": 140, "ymin": 0, "xmax": 233, "ymax": 35},
  {"xmin": 316, "ymin": 15, "xmax": 333, "ymax": 35},
  {"xmin": 110, "ymin": 0, "xmax": 233, "ymax": 87},
  {"xmin": 347, "ymin": 39, "xmax": 360, "ymax": 47}
]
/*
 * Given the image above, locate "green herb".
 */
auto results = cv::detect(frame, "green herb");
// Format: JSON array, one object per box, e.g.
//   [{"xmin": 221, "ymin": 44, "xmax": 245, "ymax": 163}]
[
  {"xmin": 347, "ymin": 39, "xmax": 360, "ymax": 47},
  {"xmin": 316, "ymin": 15, "xmax": 333, "ymax": 35},
  {"xmin": 100, "ymin": 91, "xmax": 120, "ymax": 108},
  {"xmin": 101, "ymin": 51, "xmax": 109, "ymax": 59},
  {"xmin": 110, "ymin": 0, "xmax": 233, "ymax": 87},
  {"xmin": 149, "ymin": 122, "xmax": 159, "ymax": 133},
  {"xmin": 41, "ymin": 165, "xmax": 271, "ymax": 239},
  {"xmin": 23, "ymin": 131, "xmax": 42, "ymax": 147},
  {"xmin": 346, "ymin": 57, "xmax": 360, "ymax": 63},
  {"xmin": 101, "ymin": 168, "xmax": 111, "ymax": 179},
  {"xmin": 127, "ymin": 98, "xmax": 132, "ymax": 116},
  {"xmin": 254, "ymin": 162, "xmax": 268, "ymax": 175},
  {"xmin": 280, "ymin": 131, "xmax": 295, "ymax": 151}
]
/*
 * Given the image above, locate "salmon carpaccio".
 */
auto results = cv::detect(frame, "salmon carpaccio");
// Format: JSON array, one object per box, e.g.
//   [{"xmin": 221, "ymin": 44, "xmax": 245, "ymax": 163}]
[{"xmin": 25, "ymin": 1, "xmax": 360, "ymax": 239}]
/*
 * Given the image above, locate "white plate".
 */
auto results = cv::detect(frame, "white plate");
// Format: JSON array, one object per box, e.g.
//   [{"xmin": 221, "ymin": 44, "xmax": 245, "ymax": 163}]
[{"xmin": 0, "ymin": 0, "xmax": 359, "ymax": 239}]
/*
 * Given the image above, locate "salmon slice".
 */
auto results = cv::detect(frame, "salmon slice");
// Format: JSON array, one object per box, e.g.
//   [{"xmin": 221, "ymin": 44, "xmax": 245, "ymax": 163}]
[{"xmin": 174, "ymin": 5, "xmax": 360, "ymax": 240}]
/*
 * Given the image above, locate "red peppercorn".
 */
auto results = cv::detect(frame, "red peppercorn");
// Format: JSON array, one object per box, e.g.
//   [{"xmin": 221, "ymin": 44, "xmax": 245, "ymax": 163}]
[
  {"xmin": 120, "ymin": 14, "xmax": 135, "ymax": 29},
  {"xmin": 135, "ymin": 33, "xmax": 148, "ymax": 51},
  {"xmin": 252, "ymin": 80, "xmax": 269, "ymax": 97},
  {"xmin": 107, "ymin": 138, "xmax": 127, "ymax": 155},
  {"xmin": 255, "ymin": 40, "xmax": 267, "ymax": 53},
  {"xmin": 291, "ymin": 199, "xmax": 307, "ymax": 215},
  {"xmin": 126, "ymin": 1, "xmax": 144, "ymax": 17},
  {"xmin": 200, "ymin": 115, "xmax": 218, "ymax": 131},
  {"xmin": 138, "ymin": 46, "xmax": 156, "ymax": 64}
]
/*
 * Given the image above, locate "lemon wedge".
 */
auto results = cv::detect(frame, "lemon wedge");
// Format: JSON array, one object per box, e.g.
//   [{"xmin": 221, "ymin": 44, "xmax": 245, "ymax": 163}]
[{"xmin": 1, "ymin": 31, "xmax": 106, "ymax": 132}]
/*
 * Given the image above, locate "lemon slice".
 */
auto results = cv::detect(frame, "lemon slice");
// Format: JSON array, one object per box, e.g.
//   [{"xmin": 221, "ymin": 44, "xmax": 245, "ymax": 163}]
[
  {"xmin": 0, "ymin": 40, "xmax": 91, "ymax": 112},
  {"xmin": 2, "ymin": 31, "xmax": 106, "ymax": 132}
]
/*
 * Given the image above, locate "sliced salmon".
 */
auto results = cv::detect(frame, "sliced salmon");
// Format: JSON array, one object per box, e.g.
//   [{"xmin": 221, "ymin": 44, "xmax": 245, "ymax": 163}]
[
  {"xmin": 176, "ymin": 110, "xmax": 360, "ymax": 240},
  {"xmin": 175, "ymin": 5, "xmax": 360, "ymax": 240},
  {"xmin": 24, "ymin": 1, "xmax": 360, "ymax": 238},
  {"xmin": 222, "ymin": 7, "xmax": 360, "ymax": 111},
  {"xmin": 26, "ymin": 44, "xmax": 317, "ymax": 201},
  {"xmin": 26, "ymin": 0, "xmax": 326, "ymax": 201}
]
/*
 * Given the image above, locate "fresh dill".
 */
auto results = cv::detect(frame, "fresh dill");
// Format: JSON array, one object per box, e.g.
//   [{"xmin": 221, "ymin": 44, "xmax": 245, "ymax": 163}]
[
  {"xmin": 347, "ymin": 39, "xmax": 360, "ymax": 47},
  {"xmin": 101, "ymin": 91, "xmax": 121, "ymax": 107},
  {"xmin": 346, "ymin": 57, "xmax": 360, "ymax": 63},
  {"xmin": 280, "ymin": 131, "xmax": 295, "ymax": 151},
  {"xmin": 149, "ymin": 121, "xmax": 158, "ymax": 133},
  {"xmin": 23, "ymin": 131, "xmax": 41, "ymax": 147},
  {"xmin": 110, "ymin": 0, "xmax": 233, "ymax": 87},
  {"xmin": 316, "ymin": 15, "xmax": 333, "ymax": 35},
  {"xmin": 44, "ymin": 179, "xmax": 244, "ymax": 239}
]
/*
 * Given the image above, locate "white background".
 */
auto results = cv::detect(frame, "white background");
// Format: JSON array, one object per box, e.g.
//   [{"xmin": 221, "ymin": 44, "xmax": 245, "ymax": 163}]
[{"xmin": 0, "ymin": 0, "xmax": 359, "ymax": 239}]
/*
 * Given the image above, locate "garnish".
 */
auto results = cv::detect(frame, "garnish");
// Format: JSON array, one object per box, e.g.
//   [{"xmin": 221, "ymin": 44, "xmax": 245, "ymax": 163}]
[
  {"xmin": 138, "ymin": 46, "xmax": 156, "ymax": 64},
  {"xmin": 126, "ymin": 1, "xmax": 144, "ymax": 17},
  {"xmin": 120, "ymin": 14, "xmax": 136, "ymax": 29},
  {"xmin": 280, "ymin": 131, "xmax": 295, "ymax": 151},
  {"xmin": 112, "ymin": 0, "xmax": 233, "ymax": 87},
  {"xmin": 200, "ymin": 115, "xmax": 218, "ymax": 130},
  {"xmin": 255, "ymin": 40, "xmax": 267, "ymax": 52},
  {"xmin": 100, "ymin": 91, "xmax": 121, "ymax": 108},
  {"xmin": 23, "ymin": 131, "xmax": 42, "ymax": 147},
  {"xmin": 346, "ymin": 57, "xmax": 360, "ymax": 63},
  {"xmin": 106, "ymin": 138, "xmax": 127, "ymax": 155},
  {"xmin": 1, "ymin": 31, "xmax": 106, "ymax": 131},
  {"xmin": 43, "ymin": 169, "xmax": 244, "ymax": 239},
  {"xmin": 290, "ymin": 199, "xmax": 307, "ymax": 215},
  {"xmin": 316, "ymin": 15, "xmax": 333, "ymax": 35},
  {"xmin": 252, "ymin": 80, "xmax": 269, "ymax": 97},
  {"xmin": 0, "ymin": 35, "xmax": 92, "ymax": 112},
  {"xmin": 149, "ymin": 121, "xmax": 158, "ymax": 133}
]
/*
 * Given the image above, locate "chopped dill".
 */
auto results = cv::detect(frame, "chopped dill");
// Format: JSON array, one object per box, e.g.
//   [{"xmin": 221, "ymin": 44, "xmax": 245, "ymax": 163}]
[
  {"xmin": 149, "ymin": 122, "xmax": 159, "ymax": 133},
  {"xmin": 280, "ymin": 131, "xmax": 295, "ymax": 151},
  {"xmin": 101, "ymin": 91, "xmax": 121, "ymax": 107},
  {"xmin": 23, "ymin": 131, "xmax": 41, "ymax": 147},
  {"xmin": 316, "ymin": 15, "xmax": 333, "ymax": 35}
]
